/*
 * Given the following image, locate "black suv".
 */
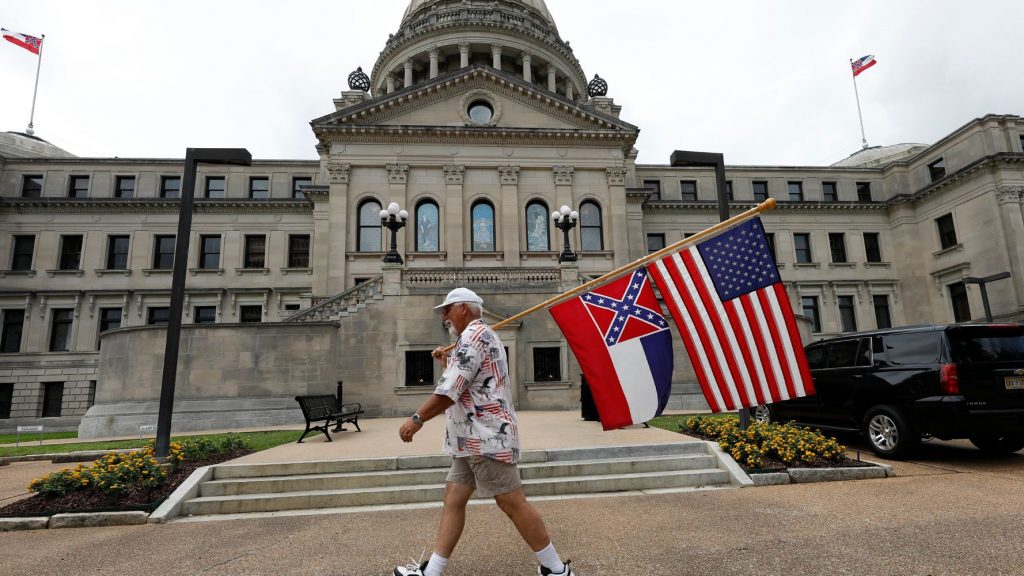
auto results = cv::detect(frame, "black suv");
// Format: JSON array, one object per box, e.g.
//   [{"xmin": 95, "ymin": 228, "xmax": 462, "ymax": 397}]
[{"xmin": 753, "ymin": 324, "xmax": 1024, "ymax": 458}]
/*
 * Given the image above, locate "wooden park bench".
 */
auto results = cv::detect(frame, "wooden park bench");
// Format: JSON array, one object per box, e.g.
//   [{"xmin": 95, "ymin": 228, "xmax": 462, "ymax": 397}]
[{"xmin": 294, "ymin": 394, "xmax": 364, "ymax": 443}]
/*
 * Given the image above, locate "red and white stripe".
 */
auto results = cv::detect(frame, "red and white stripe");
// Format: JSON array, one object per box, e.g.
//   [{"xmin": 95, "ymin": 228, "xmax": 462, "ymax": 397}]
[{"xmin": 647, "ymin": 248, "xmax": 814, "ymax": 413}]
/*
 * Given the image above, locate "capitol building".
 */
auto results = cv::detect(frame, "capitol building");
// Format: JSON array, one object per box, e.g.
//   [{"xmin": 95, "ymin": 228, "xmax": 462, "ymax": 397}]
[{"xmin": 1, "ymin": 0, "xmax": 1022, "ymax": 435}]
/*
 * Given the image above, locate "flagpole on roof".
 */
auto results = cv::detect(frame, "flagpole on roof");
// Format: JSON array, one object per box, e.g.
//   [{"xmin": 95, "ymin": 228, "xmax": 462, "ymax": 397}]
[
  {"xmin": 850, "ymin": 58, "xmax": 868, "ymax": 149},
  {"xmin": 26, "ymin": 33, "xmax": 44, "ymax": 136}
]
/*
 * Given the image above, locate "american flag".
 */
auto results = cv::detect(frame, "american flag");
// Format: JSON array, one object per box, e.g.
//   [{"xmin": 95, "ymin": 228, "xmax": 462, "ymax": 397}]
[
  {"xmin": 1, "ymin": 28, "xmax": 43, "ymax": 55},
  {"xmin": 851, "ymin": 54, "xmax": 876, "ymax": 77},
  {"xmin": 646, "ymin": 217, "xmax": 814, "ymax": 412}
]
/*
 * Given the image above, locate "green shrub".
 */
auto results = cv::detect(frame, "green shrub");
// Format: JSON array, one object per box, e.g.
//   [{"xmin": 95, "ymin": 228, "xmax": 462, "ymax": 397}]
[{"xmin": 683, "ymin": 415, "xmax": 847, "ymax": 469}]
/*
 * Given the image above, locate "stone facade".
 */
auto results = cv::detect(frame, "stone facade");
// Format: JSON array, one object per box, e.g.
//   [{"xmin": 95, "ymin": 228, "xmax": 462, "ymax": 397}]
[{"xmin": 0, "ymin": 0, "xmax": 1022, "ymax": 434}]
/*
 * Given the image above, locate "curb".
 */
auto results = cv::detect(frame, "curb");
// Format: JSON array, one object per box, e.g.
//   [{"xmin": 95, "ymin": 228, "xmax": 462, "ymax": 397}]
[
  {"xmin": 0, "ymin": 511, "xmax": 149, "ymax": 531},
  {"xmin": 149, "ymin": 465, "xmax": 213, "ymax": 524},
  {"xmin": 0, "ymin": 449, "xmax": 134, "ymax": 466},
  {"xmin": 748, "ymin": 461, "xmax": 894, "ymax": 485}
]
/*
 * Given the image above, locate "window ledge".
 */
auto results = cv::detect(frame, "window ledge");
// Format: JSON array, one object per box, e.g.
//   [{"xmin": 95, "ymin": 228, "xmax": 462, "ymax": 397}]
[
  {"xmin": 520, "ymin": 251, "xmax": 559, "ymax": 261},
  {"xmin": 793, "ymin": 262, "xmax": 820, "ymax": 269},
  {"xmin": 578, "ymin": 251, "xmax": 614, "ymax": 260},
  {"xmin": 933, "ymin": 243, "xmax": 964, "ymax": 258},
  {"xmin": 0, "ymin": 269, "xmax": 36, "ymax": 277},
  {"xmin": 464, "ymin": 251, "xmax": 504, "ymax": 261},
  {"xmin": 189, "ymin": 268, "xmax": 225, "ymax": 276},
  {"xmin": 46, "ymin": 269, "xmax": 84, "ymax": 278},
  {"xmin": 95, "ymin": 269, "xmax": 131, "ymax": 277},
  {"xmin": 524, "ymin": 381, "xmax": 573, "ymax": 390},
  {"xmin": 864, "ymin": 262, "xmax": 891, "ymax": 269},
  {"xmin": 394, "ymin": 385, "xmax": 437, "ymax": 396},
  {"xmin": 346, "ymin": 251, "xmax": 385, "ymax": 262},
  {"xmin": 776, "ymin": 263, "xmax": 786, "ymax": 269},
  {"xmin": 828, "ymin": 262, "xmax": 857, "ymax": 269},
  {"xmin": 235, "ymin": 267, "xmax": 270, "ymax": 276},
  {"xmin": 281, "ymin": 267, "xmax": 312, "ymax": 275},
  {"xmin": 142, "ymin": 268, "xmax": 173, "ymax": 276},
  {"xmin": 408, "ymin": 252, "xmax": 447, "ymax": 262}
]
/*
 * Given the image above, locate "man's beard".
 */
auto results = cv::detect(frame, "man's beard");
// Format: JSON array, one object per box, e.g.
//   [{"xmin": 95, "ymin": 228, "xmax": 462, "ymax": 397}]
[{"xmin": 443, "ymin": 321, "xmax": 457, "ymax": 336}]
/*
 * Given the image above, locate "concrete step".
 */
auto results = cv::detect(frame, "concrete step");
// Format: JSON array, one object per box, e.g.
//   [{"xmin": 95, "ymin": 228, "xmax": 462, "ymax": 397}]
[{"xmin": 181, "ymin": 468, "xmax": 729, "ymax": 516}]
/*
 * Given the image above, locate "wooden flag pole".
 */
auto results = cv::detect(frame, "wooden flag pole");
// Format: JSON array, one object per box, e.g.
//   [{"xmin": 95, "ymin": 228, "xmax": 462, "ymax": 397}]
[{"xmin": 443, "ymin": 198, "xmax": 778, "ymax": 351}]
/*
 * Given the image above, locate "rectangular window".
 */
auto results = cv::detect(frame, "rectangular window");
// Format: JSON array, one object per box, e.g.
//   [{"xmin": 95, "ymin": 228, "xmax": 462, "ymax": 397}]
[
  {"xmin": 292, "ymin": 177, "xmax": 312, "ymax": 199},
  {"xmin": 936, "ymin": 213, "xmax": 958, "ymax": 249},
  {"xmin": 49, "ymin": 309, "xmax": 73, "ymax": 352},
  {"xmin": 752, "ymin": 181, "xmax": 768, "ymax": 202},
  {"xmin": 42, "ymin": 382, "xmax": 64, "ymax": 417},
  {"xmin": 98, "ymin": 307, "xmax": 122, "ymax": 334},
  {"xmin": 680, "ymin": 180, "xmax": 697, "ymax": 201},
  {"xmin": 106, "ymin": 235, "xmax": 130, "ymax": 269},
  {"xmin": 147, "ymin": 307, "xmax": 170, "ymax": 325},
  {"xmin": 949, "ymin": 282, "xmax": 971, "ymax": 323},
  {"xmin": 533, "ymin": 347, "xmax": 562, "ymax": 382},
  {"xmin": 725, "ymin": 181, "xmax": 733, "ymax": 201},
  {"xmin": 11, "ymin": 235, "xmax": 35, "ymax": 271},
  {"xmin": 1, "ymin": 309, "xmax": 25, "ymax": 353},
  {"xmin": 193, "ymin": 306, "xmax": 217, "ymax": 324},
  {"xmin": 829, "ymin": 233, "xmax": 847, "ymax": 263},
  {"xmin": 822, "ymin": 182, "xmax": 837, "ymax": 202},
  {"xmin": 873, "ymin": 295, "xmax": 892, "ymax": 329},
  {"xmin": 288, "ymin": 235, "xmax": 310, "ymax": 268},
  {"xmin": 244, "ymin": 235, "xmax": 266, "ymax": 268},
  {"xmin": 68, "ymin": 176, "xmax": 90, "ymax": 198},
  {"xmin": 646, "ymin": 233, "xmax": 666, "ymax": 254},
  {"xmin": 765, "ymin": 233, "xmax": 777, "ymax": 261},
  {"xmin": 153, "ymin": 235, "xmax": 176, "ymax": 269},
  {"xmin": 643, "ymin": 180, "xmax": 661, "ymax": 201},
  {"xmin": 788, "ymin": 181, "xmax": 804, "ymax": 201},
  {"xmin": 160, "ymin": 176, "xmax": 181, "ymax": 199},
  {"xmin": 856, "ymin": 182, "xmax": 872, "ymax": 202},
  {"xmin": 205, "ymin": 176, "xmax": 226, "ymax": 199},
  {"xmin": 793, "ymin": 233, "xmax": 812, "ymax": 263},
  {"xmin": 863, "ymin": 233, "xmax": 882, "ymax": 262},
  {"xmin": 802, "ymin": 296, "xmax": 821, "ymax": 333},
  {"xmin": 21, "ymin": 175, "xmax": 43, "ymax": 198},
  {"xmin": 405, "ymin": 350, "xmax": 434, "ymax": 386},
  {"xmin": 199, "ymin": 235, "xmax": 221, "ymax": 269},
  {"xmin": 59, "ymin": 235, "xmax": 84, "ymax": 270},
  {"xmin": 240, "ymin": 305, "xmax": 262, "ymax": 323},
  {"xmin": 249, "ymin": 177, "xmax": 269, "ymax": 199},
  {"xmin": 928, "ymin": 158, "xmax": 946, "ymax": 182},
  {"xmin": 115, "ymin": 176, "xmax": 135, "ymax": 198},
  {"xmin": 838, "ymin": 295, "xmax": 857, "ymax": 332},
  {"xmin": 0, "ymin": 383, "xmax": 12, "ymax": 419}
]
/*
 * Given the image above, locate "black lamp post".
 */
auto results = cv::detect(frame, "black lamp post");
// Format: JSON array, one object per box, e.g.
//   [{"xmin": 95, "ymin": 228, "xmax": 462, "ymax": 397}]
[
  {"xmin": 552, "ymin": 205, "xmax": 579, "ymax": 263},
  {"xmin": 964, "ymin": 271, "xmax": 1011, "ymax": 322},
  {"xmin": 380, "ymin": 201, "xmax": 408, "ymax": 264},
  {"xmin": 156, "ymin": 148, "xmax": 251, "ymax": 459}
]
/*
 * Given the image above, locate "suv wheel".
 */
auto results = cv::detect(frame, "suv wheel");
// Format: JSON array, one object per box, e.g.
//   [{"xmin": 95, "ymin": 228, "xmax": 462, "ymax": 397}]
[
  {"xmin": 863, "ymin": 405, "xmax": 919, "ymax": 459},
  {"xmin": 751, "ymin": 404, "xmax": 774, "ymax": 424},
  {"xmin": 969, "ymin": 432, "xmax": 1024, "ymax": 454}
]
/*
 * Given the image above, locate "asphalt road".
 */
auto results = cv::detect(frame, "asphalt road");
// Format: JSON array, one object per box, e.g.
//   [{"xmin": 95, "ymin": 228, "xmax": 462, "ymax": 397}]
[{"xmin": 2, "ymin": 439, "xmax": 1022, "ymax": 576}]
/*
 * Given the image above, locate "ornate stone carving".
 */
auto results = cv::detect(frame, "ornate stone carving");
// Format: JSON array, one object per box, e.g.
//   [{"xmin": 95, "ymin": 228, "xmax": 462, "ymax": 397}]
[
  {"xmin": 387, "ymin": 163, "xmax": 410, "ymax": 184},
  {"xmin": 443, "ymin": 164, "xmax": 465, "ymax": 184},
  {"xmin": 498, "ymin": 165, "xmax": 520, "ymax": 185},
  {"xmin": 605, "ymin": 167, "xmax": 627, "ymax": 186},
  {"xmin": 327, "ymin": 161, "xmax": 351, "ymax": 184},
  {"xmin": 553, "ymin": 165, "xmax": 574, "ymax": 186},
  {"xmin": 996, "ymin": 185, "xmax": 1023, "ymax": 204}
]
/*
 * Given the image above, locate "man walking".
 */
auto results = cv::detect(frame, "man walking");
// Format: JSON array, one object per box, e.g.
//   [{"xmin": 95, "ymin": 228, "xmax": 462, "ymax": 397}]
[{"xmin": 395, "ymin": 288, "xmax": 574, "ymax": 576}]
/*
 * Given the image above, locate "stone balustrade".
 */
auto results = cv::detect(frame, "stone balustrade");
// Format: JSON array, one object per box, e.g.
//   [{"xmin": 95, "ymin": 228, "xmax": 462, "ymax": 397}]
[{"xmin": 403, "ymin": 267, "xmax": 560, "ymax": 289}]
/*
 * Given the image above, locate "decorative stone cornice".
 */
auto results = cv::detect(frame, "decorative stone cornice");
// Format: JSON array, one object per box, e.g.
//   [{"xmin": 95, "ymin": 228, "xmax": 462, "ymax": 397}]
[
  {"xmin": 640, "ymin": 200, "xmax": 888, "ymax": 214},
  {"xmin": 553, "ymin": 165, "xmax": 574, "ymax": 186},
  {"xmin": 0, "ymin": 198, "xmax": 311, "ymax": 215},
  {"xmin": 386, "ymin": 163, "xmax": 410, "ymax": 184},
  {"xmin": 889, "ymin": 153, "xmax": 1024, "ymax": 206},
  {"xmin": 996, "ymin": 185, "xmax": 1023, "ymax": 204},
  {"xmin": 606, "ymin": 167, "xmax": 627, "ymax": 186},
  {"xmin": 498, "ymin": 165, "xmax": 520, "ymax": 185},
  {"xmin": 443, "ymin": 164, "xmax": 465, "ymax": 184},
  {"xmin": 327, "ymin": 161, "xmax": 351, "ymax": 184}
]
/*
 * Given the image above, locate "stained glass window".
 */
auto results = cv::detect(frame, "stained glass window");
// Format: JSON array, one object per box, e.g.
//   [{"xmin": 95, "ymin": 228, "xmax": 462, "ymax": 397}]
[
  {"xmin": 580, "ymin": 201, "xmax": 603, "ymax": 251},
  {"xmin": 471, "ymin": 201, "xmax": 495, "ymax": 252},
  {"xmin": 416, "ymin": 200, "xmax": 439, "ymax": 252},
  {"xmin": 525, "ymin": 201, "xmax": 549, "ymax": 251}
]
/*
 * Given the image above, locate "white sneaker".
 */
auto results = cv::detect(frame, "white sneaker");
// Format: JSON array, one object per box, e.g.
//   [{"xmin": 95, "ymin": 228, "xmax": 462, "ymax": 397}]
[
  {"xmin": 539, "ymin": 559, "xmax": 575, "ymax": 575},
  {"xmin": 393, "ymin": 560, "xmax": 427, "ymax": 576}
]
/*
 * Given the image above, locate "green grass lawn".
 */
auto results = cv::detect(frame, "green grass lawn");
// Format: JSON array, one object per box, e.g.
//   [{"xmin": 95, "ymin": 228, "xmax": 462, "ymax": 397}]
[
  {"xmin": 0, "ymin": 431, "xmax": 79, "ymax": 445},
  {"xmin": 0, "ymin": 430, "xmax": 302, "ymax": 458},
  {"xmin": 648, "ymin": 412, "xmax": 737, "ymax": 433}
]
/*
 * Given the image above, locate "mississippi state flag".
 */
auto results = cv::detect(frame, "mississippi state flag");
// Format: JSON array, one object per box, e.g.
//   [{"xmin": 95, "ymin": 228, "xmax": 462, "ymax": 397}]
[
  {"xmin": 647, "ymin": 217, "xmax": 814, "ymax": 413},
  {"xmin": 550, "ymin": 268, "xmax": 673, "ymax": 430},
  {"xmin": 851, "ymin": 54, "xmax": 876, "ymax": 77},
  {"xmin": 1, "ymin": 28, "xmax": 42, "ymax": 55}
]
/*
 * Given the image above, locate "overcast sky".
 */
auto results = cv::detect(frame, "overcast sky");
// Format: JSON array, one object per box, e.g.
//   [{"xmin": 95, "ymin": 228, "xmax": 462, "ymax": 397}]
[{"xmin": 2, "ymin": 0, "xmax": 1022, "ymax": 166}]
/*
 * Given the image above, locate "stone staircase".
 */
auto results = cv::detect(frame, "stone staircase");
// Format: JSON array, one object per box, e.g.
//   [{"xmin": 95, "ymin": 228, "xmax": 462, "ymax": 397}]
[
  {"xmin": 285, "ymin": 275, "xmax": 384, "ymax": 322},
  {"xmin": 172, "ymin": 442, "xmax": 739, "ymax": 521}
]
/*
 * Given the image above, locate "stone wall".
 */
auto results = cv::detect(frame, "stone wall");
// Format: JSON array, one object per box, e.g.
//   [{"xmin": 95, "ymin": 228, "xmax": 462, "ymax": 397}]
[{"xmin": 0, "ymin": 355, "xmax": 98, "ymax": 434}]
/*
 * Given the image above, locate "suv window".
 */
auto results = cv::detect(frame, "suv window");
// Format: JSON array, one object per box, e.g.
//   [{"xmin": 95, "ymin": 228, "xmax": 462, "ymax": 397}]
[
  {"xmin": 948, "ymin": 326, "xmax": 1024, "ymax": 362},
  {"xmin": 827, "ymin": 340, "xmax": 861, "ymax": 368},
  {"xmin": 805, "ymin": 345, "xmax": 828, "ymax": 369},
  {"xmin": 855, "ymin": 338, "xmax": 872, "ymax": 367},
  {"xmin": 883, "ymin": 332, "xmax": 941, "ymax": 365}
]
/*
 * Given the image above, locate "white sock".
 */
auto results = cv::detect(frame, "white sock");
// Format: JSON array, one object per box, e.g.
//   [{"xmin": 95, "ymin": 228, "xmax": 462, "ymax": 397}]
[
  {"xmin": 535, "ymin": 543, "xmax": 565, "ymax": 573},
  {"xmin": 424, "ymin": 552, "xmax": 448, "ymax": 576}
]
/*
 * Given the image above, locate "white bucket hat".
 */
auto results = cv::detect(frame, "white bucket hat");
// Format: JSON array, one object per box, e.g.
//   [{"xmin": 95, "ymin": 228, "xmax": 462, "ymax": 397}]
[{"xmin": 434, "ymin": 287, "xmax": 484, "ymax": 309}]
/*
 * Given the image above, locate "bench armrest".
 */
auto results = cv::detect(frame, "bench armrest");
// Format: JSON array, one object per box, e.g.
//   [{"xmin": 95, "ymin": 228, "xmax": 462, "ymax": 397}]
[{"xmin": 339, "ymin": 402, "xmax": 363, "ymax": 413}]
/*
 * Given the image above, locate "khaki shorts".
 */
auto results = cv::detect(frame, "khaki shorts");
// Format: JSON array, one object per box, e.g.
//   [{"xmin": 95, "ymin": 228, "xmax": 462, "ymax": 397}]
[{"xmin": 446, "ymin": 455, "xmax": 522, "ymax": 497}]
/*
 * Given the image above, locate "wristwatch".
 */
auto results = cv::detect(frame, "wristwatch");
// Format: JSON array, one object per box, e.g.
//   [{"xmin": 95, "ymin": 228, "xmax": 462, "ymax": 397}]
[{"xmin": 411, "ymin": 413, "xmax": 423, "ymax": 425}]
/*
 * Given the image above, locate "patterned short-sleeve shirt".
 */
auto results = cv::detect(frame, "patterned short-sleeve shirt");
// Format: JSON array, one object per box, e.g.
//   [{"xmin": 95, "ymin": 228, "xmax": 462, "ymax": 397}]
[{"xmin": 434, "ymin": 319, "xmax": 520, "ymax": 463}]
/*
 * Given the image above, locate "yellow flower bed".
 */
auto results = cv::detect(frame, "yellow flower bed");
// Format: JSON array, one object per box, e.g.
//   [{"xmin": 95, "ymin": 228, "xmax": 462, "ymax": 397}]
[{"xmin": 683, "ymin": 415, "xmax": 847, "ymax": 469}]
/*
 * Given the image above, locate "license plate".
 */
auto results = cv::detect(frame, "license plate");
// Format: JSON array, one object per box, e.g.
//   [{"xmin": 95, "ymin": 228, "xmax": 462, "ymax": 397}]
[{"xmin": 1006, "ymin": 376, "xmax": 1024, "ymax": 390}]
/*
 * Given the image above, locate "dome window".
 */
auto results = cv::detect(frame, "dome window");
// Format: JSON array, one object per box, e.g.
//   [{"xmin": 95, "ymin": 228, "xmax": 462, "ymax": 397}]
[{"xmin": 468, "ymin": 100, "xmax": 494, "ymax": 124}]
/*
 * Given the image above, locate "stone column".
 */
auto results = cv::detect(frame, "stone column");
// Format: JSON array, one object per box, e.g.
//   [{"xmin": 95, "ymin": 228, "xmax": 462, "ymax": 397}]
[
  {"xmin": 997, "ymin": 186, "xmax": 1024, "ymax": 307},
  {"xmin": 386, "ymin": 164, "xmax": 410, "ymax": 256},
  {"xmin": 499, "ymin": 165, "xmax": 521, "ymax": 265},
  {"xmin": 522, "ymin": 52, "xmax": 532, "ymax": 82},
  {"xmin": 565, "ymin": 81, "xmax": 573, "ymax": 101},
  {"xmin": 547, "ymin": 67, "xmax": 557, "ymax": 92},
  {"xmin": 387, "ymin": 75, "xmax": 396, "ymax": 94},
  {"xmin": 607, "ymin": 167, "xmax": 633, "ymax": 266},
  {"xmin": 444, "ymin": 165, "xmax": 466, "ymax": 267},
  {"xmin": 404, "ymin": 59, "xmax": 413, "ymax": 87},
  {"xmin": 553, "ymin": 166, "xmax": 575, "ymax": 254},
  {"xmin": 491, "ymin": 45, "xmax": 502, "ymax": 70},
  {"xmin": 429, "ymin": 47, "xmax": 439, "ymax": 79},
  {"xmin": 459, "ymin": 42, "xmax": 470, "ymax": 68},
  {"xmin": 323, "ymin": 160, "xmax": 351, "ymax": 295}
]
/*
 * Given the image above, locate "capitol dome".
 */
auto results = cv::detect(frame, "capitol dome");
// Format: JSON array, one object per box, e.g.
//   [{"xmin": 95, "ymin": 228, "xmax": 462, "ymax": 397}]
[{"xmin": 831, "ymin": 143, "xmax": 928, "ymax": 168}]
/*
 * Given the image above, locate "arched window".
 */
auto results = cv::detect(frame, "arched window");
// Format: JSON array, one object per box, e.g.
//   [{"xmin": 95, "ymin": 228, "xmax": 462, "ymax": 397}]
[
  {"xmin": 525, "ymin": 201, "xmax": 549, "ymax": 251},
  {"xmin": 580, "ymin": 201, "xmax": 603, "ymax": 251},
  {"xmin": 470, "ymin": 200, "xmax": 495, "ymax": 252},
  {"xmin": 415, "ymin": 199, "xmax": 439, "ymax": 252},
  {"xmin": 357, "ymin": 199, "xmax": 382, "ymax": 252}
]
